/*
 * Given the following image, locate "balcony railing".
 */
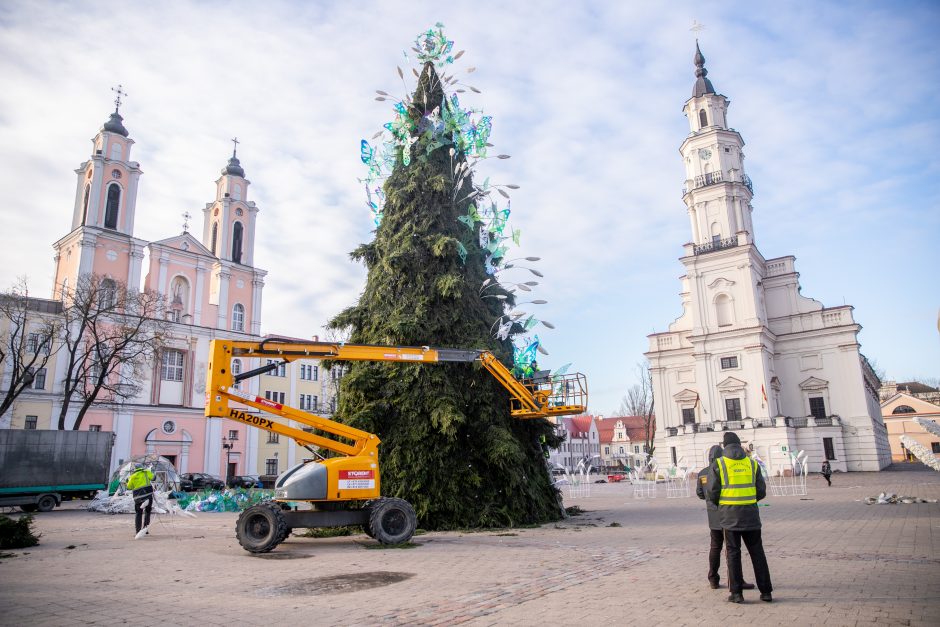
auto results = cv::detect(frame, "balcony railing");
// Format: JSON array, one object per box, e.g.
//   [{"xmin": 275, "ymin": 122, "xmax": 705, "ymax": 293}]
[
  {"xmin": 693, "ymin": 236, "xmax": 738, "ymax": 256},
  {"xmin": 724, "ymin": 420, "xmax": 744, "ymax": 430},
  {"xmin": 753, "ymin": 418, "xmax": 775, "ymax": 428},
  {"xmin": 681, "ymin": 170, "xmax": 753, "ymax": 196},
  {"xmin": 666, "ymin": 427, "xmax": 679, "ymax": 437},
  {"xmin": 785, "ymin": 417, "xmax": 808, "ymax": 428}
]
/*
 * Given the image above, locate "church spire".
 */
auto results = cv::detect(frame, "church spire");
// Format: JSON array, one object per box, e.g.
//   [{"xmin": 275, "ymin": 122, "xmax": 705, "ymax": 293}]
[
  {"xmin": 102, "ymin": 84, "xmax": 129, "ymax": 137},
  {"xmin": 692, "ymin": 40, "xmax": 716, "ymax": 98},
  {"xmin": 221, "ymin": 137, "xmax": 245, "ymax": 177}
]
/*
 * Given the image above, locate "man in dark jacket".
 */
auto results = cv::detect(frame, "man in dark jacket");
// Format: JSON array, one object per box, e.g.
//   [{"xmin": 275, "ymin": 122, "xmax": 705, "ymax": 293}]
[
  {"xmin": 706, "ymin": 432, "xmax": 773, "ymax": 603},
  {"xmin": 697, "ymin": 444, "xmax": 754, "ymax": 591}
]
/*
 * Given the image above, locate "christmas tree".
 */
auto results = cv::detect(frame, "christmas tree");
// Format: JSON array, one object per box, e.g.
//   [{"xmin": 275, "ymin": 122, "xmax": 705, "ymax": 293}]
[{"xmin": 329, "ymin": 25, "xmax": 563, "ymax": 529}]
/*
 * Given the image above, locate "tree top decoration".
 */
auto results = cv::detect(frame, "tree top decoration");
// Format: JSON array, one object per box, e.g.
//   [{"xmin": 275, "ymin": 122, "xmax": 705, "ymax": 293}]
[{"xmin": 359, "ymin": 23, "xmax": 553, "ymax": 376}]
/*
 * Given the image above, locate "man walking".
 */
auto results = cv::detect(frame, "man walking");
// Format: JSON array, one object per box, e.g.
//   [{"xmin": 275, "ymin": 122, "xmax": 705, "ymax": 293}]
[
  {"xmin": 696, "ymin": 444, "xmax": 754, "ymax": 591},
  {"xmin": 821, "ymin": 460, "xmax": 832, "ymax": 487},
  {"xmin": 706, "ymin": 432, "xmax": 773, "ymax": 603},
  {"xmin": 127, "ymin": 464, "xmax": 155, "ymax": 537}
]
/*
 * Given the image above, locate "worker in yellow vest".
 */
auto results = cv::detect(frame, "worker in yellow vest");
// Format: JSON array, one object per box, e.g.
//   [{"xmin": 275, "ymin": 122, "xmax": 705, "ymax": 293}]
[
  {"xmin": 126, "ymin": 464, "xmax": 155, "ymax": 537},
  {"xmin": 705, "ymin": 432, "xmax": 773, "ymax": 603}
]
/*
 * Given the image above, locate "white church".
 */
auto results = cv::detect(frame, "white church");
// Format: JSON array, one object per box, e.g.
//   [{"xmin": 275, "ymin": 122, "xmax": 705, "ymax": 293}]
[{"xmin": 645, "ymin": 44, "xmax": 891, "ymax": 473}]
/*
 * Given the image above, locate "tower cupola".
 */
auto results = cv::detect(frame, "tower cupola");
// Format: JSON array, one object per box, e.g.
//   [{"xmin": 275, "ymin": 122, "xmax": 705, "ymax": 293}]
[
  {"xmin": 692, "ymin": 41, "xmax": 716, "ymax": 97},
  {"xmin": 102, "ymin": 110, "xmax": 129, "ymax": 137},
  {"xmin": 222, "ymin": 153, "xmax": 245, "ymax": 177}
]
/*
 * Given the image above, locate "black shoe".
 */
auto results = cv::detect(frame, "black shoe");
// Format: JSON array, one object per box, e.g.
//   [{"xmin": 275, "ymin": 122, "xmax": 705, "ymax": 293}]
[
  {"xmin": 709, "ymin": 580, "xmax": 720, "ymax": 590},
  {"xmin": 742, "ymin": 582, "xmax": 755, "ymax": 590},
  {"xmin": 760, "ymin": 593, "xmax": 773, "ymax": 603},
  {"xmin": 728, "ymin": 593, "xmax": 744, "ymax": 604}
]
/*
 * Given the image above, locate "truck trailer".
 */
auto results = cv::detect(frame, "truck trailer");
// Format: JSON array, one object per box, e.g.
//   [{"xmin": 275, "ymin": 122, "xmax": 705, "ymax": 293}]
[{"xmin": 0, "ymin": 429, "xmax": 114, "ymax": 512}]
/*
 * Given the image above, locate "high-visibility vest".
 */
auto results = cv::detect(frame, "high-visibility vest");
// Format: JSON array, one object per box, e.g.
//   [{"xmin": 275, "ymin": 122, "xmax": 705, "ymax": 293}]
[
  {"xmin": 127, "ymin": 469, "xmax": 153, "ymax": 491},
  {"xmin": 716, "ymin": 456, "xmax": 757, "ymax": 505}
]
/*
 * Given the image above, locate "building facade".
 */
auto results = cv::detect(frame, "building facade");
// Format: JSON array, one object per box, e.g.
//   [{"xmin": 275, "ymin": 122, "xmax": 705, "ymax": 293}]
[
  {"xmin": 548, "ymin": 415, "xmax": 600, "ymax": 471},
  {"xmin": 595, "ymin": 415, "xmax": 653, "ymax": 470},
  {"xmin": 645, "ymin": 44, "xmax": 891, "ymax": 474},
  {"xmin": 881, "ymin": 392, "xmax": 940, "ymax": 463},
  {"xmin": 0, "ymin": 106, "xmax": 339, "ymax": 478}
]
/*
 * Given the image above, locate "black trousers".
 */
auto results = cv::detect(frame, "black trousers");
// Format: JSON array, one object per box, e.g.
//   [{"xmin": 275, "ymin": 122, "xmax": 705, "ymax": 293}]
[
  {"xmin": 133, "ymin": 487, "xmax": 153, "ymax": 532},
  {"xmin": 725, "ymin": 529, "xmax": 772, "ymax": 594},
  {"xmin": 823, "ymin": 473, "xmax": 832, "ymax": 486},
  {"xmin": 708, "ymin": 529, "xmax": 724, "ymax": 583}
]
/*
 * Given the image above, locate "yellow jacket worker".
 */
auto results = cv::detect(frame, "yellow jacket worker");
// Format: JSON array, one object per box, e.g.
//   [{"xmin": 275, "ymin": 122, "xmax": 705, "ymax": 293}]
[
  {"xmin": 705, "ymin": 432, "xmax": 773, "ymax": 604},
  {"xmin": 127, "ymin": 464, "xmax": 155, "ymax": 536}
]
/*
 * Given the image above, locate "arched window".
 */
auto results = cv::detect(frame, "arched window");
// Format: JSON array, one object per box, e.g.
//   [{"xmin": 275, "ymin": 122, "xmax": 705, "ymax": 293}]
[
  {"xmin": 232, "ymin": 358, "xmax": 242, "ymax": 389},
  {"xmin": 81, "ymin": 185, "xmax": 90, "ymax": 225},
  {"xmin": 715, "ymin": 293, "xmax": 734, "ymax": 327},
  {"xmin": 231, "ymin": 221, "xmax": 243, "ymax": 263},
  {"xmin": 99, "ymin": 278, "xmax": 117, "ymax": 309},
  {"xmin": 110, "ymin": 143, "xmax": 122, "ymax": 160},
  {"xmin": 699, "ymin": 108, "xmax": 708, "ymax": 128},
  {"xmin": 104, "ymin": 184, "xmax": 121, "ymax": 229},
  {"xmin": 232, "ymin": 303, "xmax": 245, "ymax": 331},
  {"xmin": 892, "ymin": 405, "xmax": 916, "ymax": 414},
  {"xmin": 210, "ymin": 223, "xmax": 218, "ymax": 256},
  {"xmin": 710, "ymin": 221, "xmax": 721, "ymax": 245},
  {"xmin": 232, "ymin": 184, "xmax": 242, "ymax": 200}
]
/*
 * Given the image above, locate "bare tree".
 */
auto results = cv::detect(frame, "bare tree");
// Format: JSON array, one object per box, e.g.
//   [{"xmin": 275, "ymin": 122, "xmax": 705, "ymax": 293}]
[
  {"xmin": 618, "ymin": 361, "xmax": 656, "ymax": 457},
  {"xmin": 57, "ymin": 275, "xmax": 169, "ymax": 430},
  {"xmin": 0, "ymin": 278, "xmax": 62, "ymax": 418}
]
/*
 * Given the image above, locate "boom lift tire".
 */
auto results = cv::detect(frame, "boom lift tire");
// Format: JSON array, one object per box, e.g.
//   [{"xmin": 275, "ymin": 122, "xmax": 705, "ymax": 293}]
[
  {"xmin": 236, "ymin": 501, "xmax": 290, "ymax": 553},
  {"xmin": 368, "ymin": 497, "xmax": 417, "ymax": 544},
  {"xmin": 20, "ymin": 504, "xmax": 38, "ymax": 513}
]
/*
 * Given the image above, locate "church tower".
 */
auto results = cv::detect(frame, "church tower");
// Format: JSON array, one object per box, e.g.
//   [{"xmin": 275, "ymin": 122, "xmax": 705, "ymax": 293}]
[
  {"xmin": 53, "ymin": 88, "xmax": 147, "ymax": 299},
  {"xmin": 200, "ymin": 142, "xmax": 265, "ymax": 334}
]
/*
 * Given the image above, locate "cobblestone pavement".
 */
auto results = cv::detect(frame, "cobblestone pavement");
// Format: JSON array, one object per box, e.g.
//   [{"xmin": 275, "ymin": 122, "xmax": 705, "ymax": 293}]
[{"xmin": 1, "ymin": 466, "xmax": 938, "ymax": 626}]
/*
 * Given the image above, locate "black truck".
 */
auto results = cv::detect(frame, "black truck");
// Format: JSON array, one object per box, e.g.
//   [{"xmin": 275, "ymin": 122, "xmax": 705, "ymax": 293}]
[{"xmin": 0, "ymin": 429, "xmax": 114, "ymax": 512}]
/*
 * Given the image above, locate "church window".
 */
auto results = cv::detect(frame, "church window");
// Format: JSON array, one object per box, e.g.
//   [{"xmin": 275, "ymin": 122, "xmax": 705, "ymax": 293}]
[
  {"xmin": 232, "ymin": 222, "xmax": 243, "ymax": 263},
  {"xmin": 161, "ymin": 350, "xmax": 185, "ymax": 382},
  {"xmin": 699, "ymin": 108, "xmax": 708, "ymax": 128},
  {"xmin": 715, "ymin": 294, "xmax": 734, "ymax": 327},
  {"xmin": 232, "ymin": 184, "xmax": 242, "ymax": 200},
  {"xmin": 110, "ymin": 142, "xmax": 122, "ymax": 160},
  {"xmin": 891, "ymin": 405, "xmax": 915, "ymax": 414},
  {"xmin": 82, "ymin": 185, "xmax": 90, "ymax": 224},
  {"xmin": 232, "ymin": 303, "xmax": 245, "ymax": 332},
  {"xmin": 720, "ymin": 356, "xmax": 739, "ymax": 369},
  {"xmin": 809, "ymin": 396, "xmax": 827, "ymax": 420},
  {"xmin": 99, "ymin": 278, "xmax": 117, "ymax": 309},
  {"xmin": 231, "ymin": 358, "xmax": 242, "ymax": 389},
  {"xmin": 104, "ymin": 184, "xmax": 121, "ymax": 229},
  {"xmin": 682, "ymin": 407, "xmax": 696, "ymax": 424},
  {"xmin": 724, "ymin": 398, "xmax": 742, "ymax": 421},
  {"xmin": 210, "ymin": 223, "xmax": 218, "ymax": 256}
]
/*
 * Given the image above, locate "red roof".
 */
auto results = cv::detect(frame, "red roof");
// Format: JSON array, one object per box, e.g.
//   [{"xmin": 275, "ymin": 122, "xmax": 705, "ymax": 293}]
[
  {"xmin": 595, "ymin": 415, "xmax": 656, "ymax": 444},
  {"xmin": 561, "ymin": 414, "xmax": 598, "ymax": 438}
]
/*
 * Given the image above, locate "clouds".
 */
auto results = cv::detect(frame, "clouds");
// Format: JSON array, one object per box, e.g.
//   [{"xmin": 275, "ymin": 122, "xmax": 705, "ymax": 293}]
[{"xmin": 0, "ymin": 1, "xmax": 937, "ymax": 413}]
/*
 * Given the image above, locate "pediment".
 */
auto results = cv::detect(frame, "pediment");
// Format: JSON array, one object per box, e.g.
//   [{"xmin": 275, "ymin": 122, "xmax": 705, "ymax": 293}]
[
  {"xmin": 717, "ymin": 376, "xmax": 747, "ymax": 392},
  {"xmin": 673, "ymin": 388, "xmax": 699, "ymax": 402},
  {"xmin": 707, "ymin": 277, "xmax": 736, "ymax": 289},
  {"xmin": 150, "ymin": 232, "xmax": 213, "ymax": 256},
  {"xmin": 799, "ymin": 376, "xmax": 829, "ymax": 391}
]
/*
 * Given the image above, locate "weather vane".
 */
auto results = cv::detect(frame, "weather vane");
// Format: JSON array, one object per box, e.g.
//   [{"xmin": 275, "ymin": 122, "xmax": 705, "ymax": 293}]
[
  {"xmin": 182, "ymin": 211, "xmax": 192, "ymax": 233},
  {"xmin": 231, "ymin": 137, "xmax": 239, "ymax": 158},
  {"xmin": 111, "ymin": 84, "xmax": 127, "ymax": 113}
]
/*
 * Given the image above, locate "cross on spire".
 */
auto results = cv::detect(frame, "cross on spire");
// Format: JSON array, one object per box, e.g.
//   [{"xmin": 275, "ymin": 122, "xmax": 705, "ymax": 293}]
[
  {"xmin": 182, "ymin": 211, "xmax": 192, "ymax": 233},
  {"xmin": 231, "ymin": 137, "xmax": 240, "ymax": 158},
  {"xmin": 111, "ymin": 84, "xmax": 128, "ymax": 113}
]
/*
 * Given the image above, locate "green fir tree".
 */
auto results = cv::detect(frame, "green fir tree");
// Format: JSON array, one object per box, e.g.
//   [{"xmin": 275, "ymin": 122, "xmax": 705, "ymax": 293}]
[{"xmin": 330, "ymin": 28, "xmax": 563, "ymax": 529}]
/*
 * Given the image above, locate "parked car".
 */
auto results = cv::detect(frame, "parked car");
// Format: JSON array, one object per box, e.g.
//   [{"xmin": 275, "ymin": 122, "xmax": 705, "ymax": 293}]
[
  {"xmin": 177, "ymin": 476, "xmax": 194, "ymax": 492},
  {"xmin": 226, "ymin": 475, "xmax": 262, "ymax": 489},
  {"xmin": 180, "ymin": 473, "xmax": 225, "ymax": 491}
]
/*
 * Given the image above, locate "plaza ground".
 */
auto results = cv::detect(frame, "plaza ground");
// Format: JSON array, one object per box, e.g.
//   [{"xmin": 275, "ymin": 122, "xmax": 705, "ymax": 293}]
[{"xmin": 1, "ymin": 465, "xmax": 938, "ymax": 626}]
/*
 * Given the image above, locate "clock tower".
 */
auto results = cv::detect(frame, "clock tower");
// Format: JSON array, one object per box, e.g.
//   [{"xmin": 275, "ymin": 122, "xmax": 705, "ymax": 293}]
[{"xmin": 679, "ymin": 42, "xmax": 755, "ymax": 251}]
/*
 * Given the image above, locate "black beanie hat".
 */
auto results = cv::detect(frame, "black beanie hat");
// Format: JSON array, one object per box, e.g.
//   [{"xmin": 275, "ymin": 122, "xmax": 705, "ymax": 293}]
[{"xmin": 722, "ymin": 431, "xmax": 741, "ymax": 446}]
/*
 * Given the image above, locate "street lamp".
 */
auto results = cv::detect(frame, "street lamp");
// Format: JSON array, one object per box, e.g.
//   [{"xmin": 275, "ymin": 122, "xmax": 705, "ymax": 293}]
[{"xmin": 222, "ymin": 436, "xmax": 234, "ymax": 487}]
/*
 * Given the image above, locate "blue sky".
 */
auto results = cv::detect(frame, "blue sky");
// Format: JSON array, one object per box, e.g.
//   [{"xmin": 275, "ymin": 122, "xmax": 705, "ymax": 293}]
[{"xmin": 0, "ymin": 1, "xmax": 937, "ymax": 414}]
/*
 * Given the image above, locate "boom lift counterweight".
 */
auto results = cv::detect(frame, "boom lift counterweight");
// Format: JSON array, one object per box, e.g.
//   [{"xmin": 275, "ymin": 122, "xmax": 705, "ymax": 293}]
[{"xmin": 205, "ymin": 337, "xmax": 587, "ymax": 552}]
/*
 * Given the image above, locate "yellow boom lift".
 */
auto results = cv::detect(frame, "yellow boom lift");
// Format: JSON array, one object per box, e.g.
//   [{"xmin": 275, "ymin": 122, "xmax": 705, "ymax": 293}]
[{"xmin": 205, "ymin": 337, "xmax": 587, "ymax": 552}]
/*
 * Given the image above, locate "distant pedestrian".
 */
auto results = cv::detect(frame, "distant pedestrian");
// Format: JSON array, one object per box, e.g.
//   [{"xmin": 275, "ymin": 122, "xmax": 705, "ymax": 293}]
[
  {"xmin": 697, "ymin": 444, "xmax": 754, "ymax": 591},
  {"xmin": 127, "ymin": 464, "xmax": 155, "ymax": 537},
  {"xmin": 706, "ymin": 432, "xmax": 773, "ymax": 603},
  {"xmin": 821, "ymin": 460, "xmax": 832, "ymax": 487}
]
